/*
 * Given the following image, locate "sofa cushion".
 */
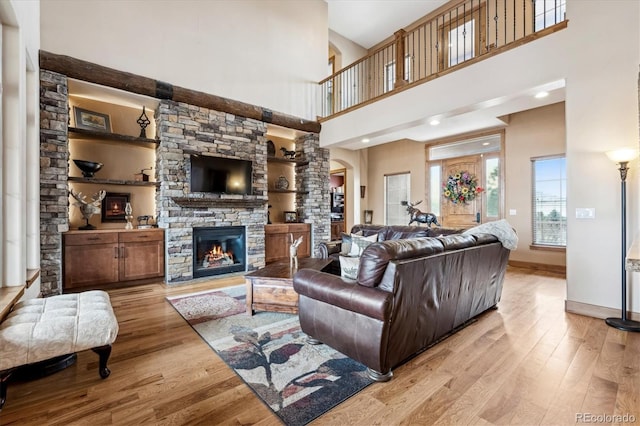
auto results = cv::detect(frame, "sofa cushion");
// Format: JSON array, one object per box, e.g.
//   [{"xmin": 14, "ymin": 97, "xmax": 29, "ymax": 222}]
[
  {"xmin": 339, "ymin": 255, "xmax": 360, "ymax": 279},
  {"xmin": 348, "ymin": 233, "xmax": 378, "ymax": 256},
  {"xmin": 358, "ymin": 237, "xmax": 445, "ymax": 287},
  {"xmin": 340, "ymin": 231, "xmax": 363, "ymax": 255}
]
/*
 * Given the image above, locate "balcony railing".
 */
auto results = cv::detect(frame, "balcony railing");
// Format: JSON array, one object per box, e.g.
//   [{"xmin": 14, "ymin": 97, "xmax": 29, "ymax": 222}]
[{"xmin": 318, "ymin": 0, "xmax": 567, "ymax": 120}]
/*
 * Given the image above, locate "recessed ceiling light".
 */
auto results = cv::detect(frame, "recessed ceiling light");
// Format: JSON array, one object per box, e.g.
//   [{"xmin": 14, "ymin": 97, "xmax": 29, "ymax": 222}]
[
  {"xmin": 535, "ymin": 91, "xmax": 549, "ymax": 99},
  {"xmin": 361, "ymin": 138, "xmax": 370, "ymax": 143},
  {"xmin": 482, "ymin": 142, "xmax": 490, "ymax": 146},
  {"xmin": 429, "ymin": 119, "xmax": 440, "ymax": 126}
]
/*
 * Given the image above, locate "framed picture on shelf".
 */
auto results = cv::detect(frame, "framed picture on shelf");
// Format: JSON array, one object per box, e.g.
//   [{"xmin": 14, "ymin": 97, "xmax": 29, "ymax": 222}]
[
  {"xmin": 101, "ymin": 192, "xmax": 130, "ymax": 222},
  {"xmin": 284, "ymin": 211, "xmax": 298, "ymax": 223},
  {"xmin": 73, "ymin": 106, "xmax": 112, "ymax": 133}
]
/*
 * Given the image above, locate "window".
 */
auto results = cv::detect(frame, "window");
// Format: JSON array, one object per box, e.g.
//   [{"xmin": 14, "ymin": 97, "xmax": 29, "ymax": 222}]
[
  {"xmin": 438, "ymin": 5, "xmax": 486, "ymax": 70},
  {"xmin": 485, "ymin": 157, "xmax": 500, "ymax": 218},
  {"xmin": 534, "ymin": 0, "xmax": 567, "ymax": 32},
  {"xmin": 532, "ymin": 156, "xmax": 566, "ymax": 247},
  {"xmin": 383, "ymin": 55, "xmax": 412, "ymax": 93},
  {"xmin": 385, "ymin": 173, "xmax": 410, "ymax": 225},
  {"xmin": 448, "ymin": 19, "xmax": 475, "ymax": 67},
  {"xmin": 429, "ymin": 165, "xmax": 441, "ymax": 216}
]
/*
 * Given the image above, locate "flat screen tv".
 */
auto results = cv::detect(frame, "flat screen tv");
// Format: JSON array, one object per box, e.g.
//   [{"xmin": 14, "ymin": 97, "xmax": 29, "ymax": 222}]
[{"xmin": 190, "ymin": 155, "xmax": 253, "ymax": 195}]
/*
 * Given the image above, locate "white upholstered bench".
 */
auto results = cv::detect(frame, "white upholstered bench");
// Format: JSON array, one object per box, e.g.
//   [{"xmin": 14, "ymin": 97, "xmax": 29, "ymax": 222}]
[{"xmin": 0, "ymin": 290, "xmax": 119, "ymax": 409}]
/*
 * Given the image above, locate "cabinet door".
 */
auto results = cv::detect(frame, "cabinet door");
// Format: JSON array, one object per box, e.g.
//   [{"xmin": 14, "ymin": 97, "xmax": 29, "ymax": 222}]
[
  {"xmin": 265, "ymin": 233, "xmax": 289, "ymax": 263},
  {"xmin": 291, "ymin": 230, "xmax": 311, "ymax": 258},
  {"xmin": 119, "ymin": 240, "xmax": 165, "ymax": 281},
  {"xmin": 64, "ymin": 243, "xmax": 119, "ymax": 289}
]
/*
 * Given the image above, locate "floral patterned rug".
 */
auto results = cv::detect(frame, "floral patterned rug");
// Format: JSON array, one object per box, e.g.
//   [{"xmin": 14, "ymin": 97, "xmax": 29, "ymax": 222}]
[{"xmin": 167, "ymin": 285, "xmax": 373, "ymax": 425}]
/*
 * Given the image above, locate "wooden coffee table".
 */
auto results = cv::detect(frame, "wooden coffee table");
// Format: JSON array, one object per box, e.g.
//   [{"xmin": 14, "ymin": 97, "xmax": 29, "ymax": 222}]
[{"xmin": 245, "ymin": 258, "xmax": 332, "ymax": 315}]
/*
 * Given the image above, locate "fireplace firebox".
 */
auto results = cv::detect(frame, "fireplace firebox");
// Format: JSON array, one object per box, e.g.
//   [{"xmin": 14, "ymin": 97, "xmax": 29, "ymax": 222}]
[{"xmin": 193, "ymin": 226, "xmax": 246, "ymax": 278}]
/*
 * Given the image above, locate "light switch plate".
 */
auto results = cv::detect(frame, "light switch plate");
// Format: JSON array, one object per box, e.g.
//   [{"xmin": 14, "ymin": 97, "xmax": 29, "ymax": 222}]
[
  {"xmin": 509, "ymin": 209, "xmax": 517, "ymax": 216},
  {"xmin": 576, "ymin": 208, "xmax": 595, "ymax": 219}
]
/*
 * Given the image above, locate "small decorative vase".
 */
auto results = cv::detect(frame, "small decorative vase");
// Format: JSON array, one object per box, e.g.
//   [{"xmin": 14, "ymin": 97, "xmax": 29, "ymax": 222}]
[{"xmin": 125, "ymin": 202, "xmax": 133, "ymax": 230}]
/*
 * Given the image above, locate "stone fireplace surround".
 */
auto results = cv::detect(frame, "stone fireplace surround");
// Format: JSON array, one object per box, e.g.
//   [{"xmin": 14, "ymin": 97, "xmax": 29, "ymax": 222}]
[{"xmin": 39, "ymin": 70, "xmax": 330, "ymax": 295}]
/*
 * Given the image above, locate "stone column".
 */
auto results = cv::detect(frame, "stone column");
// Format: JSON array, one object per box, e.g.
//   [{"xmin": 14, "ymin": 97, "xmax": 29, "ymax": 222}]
[
  {"xmin": 296, "ymin": 133, "xmax": 330, "ymax": 256},
  {"xmin": 39, "ymin": 70, "xmax": 69, "ymax": 295}
]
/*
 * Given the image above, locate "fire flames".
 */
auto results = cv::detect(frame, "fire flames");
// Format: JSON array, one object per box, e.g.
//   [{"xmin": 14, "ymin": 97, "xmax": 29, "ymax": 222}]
[{"xmin": 202, "ymin": 245, "xmax": 234, "ymax": 268}]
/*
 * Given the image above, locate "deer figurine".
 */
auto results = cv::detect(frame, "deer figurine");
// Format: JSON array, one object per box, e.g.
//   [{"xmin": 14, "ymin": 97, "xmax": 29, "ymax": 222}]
[
  {"xmin": 406, "ymin": 200, "xmax": 441, "ymax": 227},
  {"xmin": 289, "ymin": 233, "xmax": 303, "ymax": 270},
  {"xmin": 70, "ymin": 189, "xmax": 107, "ymax": 230}
]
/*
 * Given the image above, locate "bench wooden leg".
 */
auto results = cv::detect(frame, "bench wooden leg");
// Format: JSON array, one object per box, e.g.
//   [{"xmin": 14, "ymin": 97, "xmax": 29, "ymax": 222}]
[
  {"xmin": 91, "ymin": 345, "xmax": 112, "ymax": 379},
  {"xmin": 0, "ymin": 368, "xmax": 15, "ymax": 411}
]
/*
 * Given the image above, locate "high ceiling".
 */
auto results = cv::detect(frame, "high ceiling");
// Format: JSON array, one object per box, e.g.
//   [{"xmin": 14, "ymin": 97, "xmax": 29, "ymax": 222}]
[{"xmin": 325, "ymin": 0, "xmax": 449, "ymax": 49}]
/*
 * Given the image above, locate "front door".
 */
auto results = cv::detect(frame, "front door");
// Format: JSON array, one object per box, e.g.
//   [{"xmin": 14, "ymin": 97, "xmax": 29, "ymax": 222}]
[{"xmin": 441, "ymin": 155, "xmax": 483, "ymax": 228}]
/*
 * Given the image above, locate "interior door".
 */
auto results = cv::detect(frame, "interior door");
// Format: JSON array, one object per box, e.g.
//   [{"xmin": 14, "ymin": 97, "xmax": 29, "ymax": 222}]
[{"xmin": 441, "ymin": 155, "xmax": 483, "ymax": 228}]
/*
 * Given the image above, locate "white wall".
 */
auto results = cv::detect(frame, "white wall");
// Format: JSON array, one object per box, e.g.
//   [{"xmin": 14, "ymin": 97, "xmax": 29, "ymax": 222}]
[
  {"xmin": 564, "ymin": 0, "xmax": 640, "ymax": 313},
  {"xmin": 323, "ymin": 1, "xmax": 640, "ymax": 315},
  {"xmin": 40, "ymin": 0, "xmax": 328, "ymax": 121},
  {"xmin": 0, "ymin": 0, "xmax": 40, "ymax": 293}
]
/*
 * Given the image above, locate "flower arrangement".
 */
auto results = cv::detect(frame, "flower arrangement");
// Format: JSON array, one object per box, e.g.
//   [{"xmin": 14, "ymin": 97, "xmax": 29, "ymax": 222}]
[{"xmin": 443, "ymin": 171, "xmax": 484, "ymax": 204}]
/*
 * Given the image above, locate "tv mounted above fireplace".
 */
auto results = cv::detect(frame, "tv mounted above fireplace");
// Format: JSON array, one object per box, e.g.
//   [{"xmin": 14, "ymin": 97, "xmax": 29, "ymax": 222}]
[{"xmin": 190, "ymin": 154, "xmax": 253, "ymax": 195}]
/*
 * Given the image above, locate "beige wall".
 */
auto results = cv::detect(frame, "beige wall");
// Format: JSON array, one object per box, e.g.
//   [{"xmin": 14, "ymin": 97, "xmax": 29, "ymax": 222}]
[
  {"xmin": 333, "ymin": 103, "xmax": 566, "ymax": 268},
  {"xmin": 329, "ymin": 148, "xmax": 365, "ymax": 230},
  {"xmin": 364, "ymin": 139, "xmax": 427, "ymax": 226},
  {"xmin": 329, "ymin": 29, "xmax": 367, "ymax": 71},
  {"xmin": 505, "ymin": 102, "xmax": 566, "ymax": 266},
  {"xmin": 40, "ymin": 0, "xmax": 328, "ymax": 121}
]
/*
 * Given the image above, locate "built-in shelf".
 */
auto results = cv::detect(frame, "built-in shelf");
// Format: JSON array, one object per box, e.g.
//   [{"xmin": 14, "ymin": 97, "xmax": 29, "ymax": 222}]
[
  {"xmin": 268, "ymin": 189, "xmax": 309, "ymax": 194},
  {"xmin": 68, "ymin": 127, "xmax": 158, "ymax": 148},
  {"xmin": 68, "ymin": 176, "xmax": 160, "ymax": 187},
  {"xmin": 267, "ymin": 156, "xmax": 309, "ymax": 166}
]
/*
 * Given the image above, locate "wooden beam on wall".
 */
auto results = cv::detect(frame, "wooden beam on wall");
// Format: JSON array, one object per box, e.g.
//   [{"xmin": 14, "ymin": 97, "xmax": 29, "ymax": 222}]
[{"xmin": 39, "ymin": 50, "xmax": 321, "ymax": 134}]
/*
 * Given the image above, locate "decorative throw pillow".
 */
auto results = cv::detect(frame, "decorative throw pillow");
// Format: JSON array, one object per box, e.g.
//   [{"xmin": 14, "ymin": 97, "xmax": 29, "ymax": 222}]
[
  {"xmin": 348, "ymin": 233, "xmax": 378, "ymax": 257},
  {"xmin": 340, "ymin": 231, "xmax": 362, "ymax": 256},
  {"xmin": 339, "ymin": 255, "xmax": 360, "ymax": 280}
]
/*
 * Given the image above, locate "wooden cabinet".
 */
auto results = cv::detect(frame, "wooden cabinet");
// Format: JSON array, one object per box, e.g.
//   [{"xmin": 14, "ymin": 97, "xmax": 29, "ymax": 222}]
[
  {"xmin": 264, "ymin": 224, "xmax": 311, "ymax": 264},
  {"xmin": 64, "ymin": 229, "xmax": 164, "ymax": 289}
]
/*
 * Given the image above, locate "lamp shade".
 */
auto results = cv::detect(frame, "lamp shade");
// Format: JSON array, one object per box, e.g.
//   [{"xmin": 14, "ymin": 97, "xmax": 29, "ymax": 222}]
[{"xmin": 606, "ymin": 148, "xmax": 639, "ymax": 163}]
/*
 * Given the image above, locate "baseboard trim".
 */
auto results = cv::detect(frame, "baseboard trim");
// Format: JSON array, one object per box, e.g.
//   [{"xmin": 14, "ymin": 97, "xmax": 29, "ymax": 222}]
[
  {"xmin": 565, "ymin": 300, "xmax": 640, "ymax": 321},
  {"xmin": 508, "ymin": 260, "xmax": 566, "ymax": 276}
]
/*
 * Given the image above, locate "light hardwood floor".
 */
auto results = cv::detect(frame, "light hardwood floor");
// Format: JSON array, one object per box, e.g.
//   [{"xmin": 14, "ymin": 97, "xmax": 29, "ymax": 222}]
[{"xmin": 1, "ymin": 267, "xmax": 639, "ymax": 425}]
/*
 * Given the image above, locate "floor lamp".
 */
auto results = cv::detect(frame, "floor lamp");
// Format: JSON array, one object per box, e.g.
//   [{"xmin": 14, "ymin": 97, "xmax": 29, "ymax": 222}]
[{"xmin": 605, "ymin": 148, "xmax": 640, "ymax": 332}]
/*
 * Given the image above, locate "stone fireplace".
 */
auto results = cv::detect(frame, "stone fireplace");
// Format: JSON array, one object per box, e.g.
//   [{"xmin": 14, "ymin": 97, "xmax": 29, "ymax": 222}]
[
  {"xmin": 39, "ymin": 69, "xmax": 330, "ymax": 293},
  {"xmin": 155, "ymin": 100, "xmax": 270, "ymax": 283},
  {"xmin": 193, "ymin": 226, "xmax": 246, "ymax": 278}
]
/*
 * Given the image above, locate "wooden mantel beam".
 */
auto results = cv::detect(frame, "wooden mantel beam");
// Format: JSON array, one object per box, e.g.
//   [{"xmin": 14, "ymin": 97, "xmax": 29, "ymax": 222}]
[{"xmin": 39, "ymin": 50, "xmax": 321, "ymax": 134}]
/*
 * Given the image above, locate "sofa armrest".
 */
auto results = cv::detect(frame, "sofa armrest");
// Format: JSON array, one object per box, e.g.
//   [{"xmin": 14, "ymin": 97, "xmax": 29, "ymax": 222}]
[
  {"xmin": 318, "ymin": 241, "xmax": 341, "ymax": 258},
  {"xmin": 293, "ymin": 269, "xmax": 392, "ymax": 321}
]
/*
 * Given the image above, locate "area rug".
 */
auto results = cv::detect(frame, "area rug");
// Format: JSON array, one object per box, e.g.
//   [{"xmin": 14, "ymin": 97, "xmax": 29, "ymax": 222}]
[{"xmin": 167, "ymin": 285, "xmax": 373, "ymax": 425}]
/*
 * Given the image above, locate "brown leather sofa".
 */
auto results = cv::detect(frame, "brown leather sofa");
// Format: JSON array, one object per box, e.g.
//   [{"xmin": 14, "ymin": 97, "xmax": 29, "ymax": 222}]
[
  {"xmin": 318, "ymin": 224, "xmax": 461, "ymax": 275},
  {"xmin": 293, "ymin": 233, "xmax": 510, "ymax": 381}
]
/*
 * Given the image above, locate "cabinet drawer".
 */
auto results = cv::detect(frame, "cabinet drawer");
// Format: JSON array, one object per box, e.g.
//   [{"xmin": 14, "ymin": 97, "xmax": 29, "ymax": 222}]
[
  {"xmin": 119, "ymin": 230, "xmax": 164, "ymax": 243},
  {"xmin": 64, "ymin": 232, "xmax": 118, "ymax": 246},
  {"xmin": 251, "ymin": 280, "xmax": 298, "ymax": 307}
]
